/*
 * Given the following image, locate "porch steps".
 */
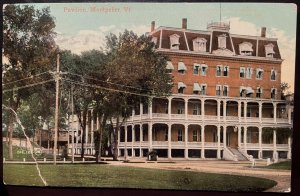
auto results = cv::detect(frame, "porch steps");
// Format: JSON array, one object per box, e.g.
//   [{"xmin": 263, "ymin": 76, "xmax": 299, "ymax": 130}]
[{"xmin": 227, "ymin": 147, "xmax": 248, "ymax": 161}]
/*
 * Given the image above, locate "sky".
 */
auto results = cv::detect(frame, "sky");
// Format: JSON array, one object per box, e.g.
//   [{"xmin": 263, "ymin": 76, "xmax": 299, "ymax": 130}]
[{"xmin": 8, "ymin": 2, "xmax": 298, "ymax": 92}]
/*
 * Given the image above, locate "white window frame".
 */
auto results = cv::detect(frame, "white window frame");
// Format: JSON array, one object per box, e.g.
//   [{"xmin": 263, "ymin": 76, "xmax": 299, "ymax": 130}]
[
  {"xmin": 201, "ymin": 64, "xmax": 208, "ymax": 76},
  {"xmin": 256, "ymin": 87, "xmax": 263, "ymax": 98},
  {"xmin": 193, "ymin": 37, "xmax": 207, "ymax": 52},
  {"xmin": 265, "ymin": 43, "xmax": 275, "ymax": 58},
  {"xmin": 223, "ymin": 85, "xmax": 229, "ymax": 96},
  {"xmin": 223, "ymin": 65, "xmax": 229, "ymax": 77},
  {"xmin": 270, "ymin": 69, "xmax": 277, "ymax": 81},
  {"xmin": 192, "ymin": 130, "xmax": 198, "ymax": 142},
  {"xmin": 256, "ymin": 68, "xmax": 264, "ymax": 80},
  {"xmin": 239, "ymin": 42, "xmax": 253, "ymax": 56},
  {"xmin": 193, "ymin": 63, "xmax": 200, "ymax": 75},
  {"xmin": 201, "ymin": 84, "xmax": 207, "ymax": 95},
  {"xmin": 170, "ymin": 34, "xmax": 180, "ymax": 50},
  {"xmin": 216, "ymin": 85, "xmax": 222, "ymax": 96},
  {"xmin": 193, "ymin": 103, "xmax": 200, "ymax": 115},
  {"xmin": 218, "ymin": 34, "xmax": 227, "ymax": 49},
  {"xmin": 246, "ymin": 67, "xmax": 253, "ymax": 79},
  {"xmin": 240, "ymin": 67, "xmax": 246, "ymax": 78},
  {"xmin": 216, "ymin": 65, "xmax": 223, "ymax": 77},
  {"xmin": 271, "ymin": 88, "xmax": 277, "ymax": 99}
]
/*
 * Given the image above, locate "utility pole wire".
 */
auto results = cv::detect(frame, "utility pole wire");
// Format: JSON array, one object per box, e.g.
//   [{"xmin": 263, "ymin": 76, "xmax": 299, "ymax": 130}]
[
  {"xmin": 2, "ymin": 79, "xmax": 55, "ymax": 93},
  {"xmin": 2, "ymin": 71, "xmax": 51, "ymax": 86}
]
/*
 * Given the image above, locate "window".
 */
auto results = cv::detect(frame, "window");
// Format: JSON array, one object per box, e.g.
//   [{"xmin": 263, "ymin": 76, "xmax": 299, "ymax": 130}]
[
  {"xmin": 193, "ymin": 130, "xmax": 198, "ymax": 142},
  {"xmin": 193, "ymin": 37, "xmax": 207, "ymax": 52},
  {"xmin": 240, "ymin": 86, "xmax": 246, "ymax": 97},
  {"xmin": 218, "ymin": 34, "xmax": 227, "ymax": 49},
  {"xmin": 240, "ymin": 67, "xmax": 246, "ymax": 78},
  {"xmin": 239, "ymin": 42, "xmax": 253, "ymax": 56},
  {"xmin": 216, "ymin": 65, "xmax": 222, "ymax": 76},
  {"xmin": 170, "ymin": 34, "xmax": 180, "ymax": 50},
  {"xmin": 223, "ymin": 65, "xmax": 229, "ymax": 77},
  {"xmin": 193, "ymin": 103, "xmax": 200, "ymax": 115},
  {"xmin": 178, "ymin": 82, "xmax": 186, "ymax": 94},
  {"xmin": 178, "ymin": 129, "xmax": 183, "ymax": 141},
  {"xmin": 271, "ymin": 88, "xmax": 277, "ymax": 99},
  {"xmin": 177, "ymin": 103, "xmax": 184, "ymax": 114},
  {"xmin": 246, "ymin": 67, "xmax": 253, "ymax": 79},
  {"xmin": 223, "ymin": 85, "xmax": 229, "ymax": 96},
  {"xmin": 247, "ymin": 108, "xmax": 251, "ymax": 117},
  {"xmin": 265, "ymin": 43, "xmax": 275, "ymax": 58},
  {"xmin": 256, "ymin": 87, "xmax": 262, "ymax": 98},
  {"xmin": 270, "ymin": 69, "xmax": 277, "ymax": 81},
  {"xmin": 193, "ymin": 64, "xmax": 200, "ymax": 75},
  {"xmin": 165, "ymin": 130, "xmax": 168, "ymax": 141},
  {"xmin": 201, "ymin": 64, "xmax": 208, "ymax": 76},
  {"xmin": 201, "ymin": 84, "xmax": 207, "ymax": 95},
  {"xmin": 256, "ymin": 68, "xmax": 264, "ymax": 80},
  {"xmin": 216, "ymin": 85, "xmax": 222, "ymax": 96},
  {"xmin": 193, "ymin": 83, "xmax": 201, "ymax": 95},
  {"xmin": 178, "ymin": 62, "xmax": 187, "ymax": 74}
]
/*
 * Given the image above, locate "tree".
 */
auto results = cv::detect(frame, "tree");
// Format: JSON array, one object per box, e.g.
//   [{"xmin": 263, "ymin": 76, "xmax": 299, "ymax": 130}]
[
  {"xmin": 104, "ymin": 30, "xmax": 173, "ymax": 160},
  {"xmin": 280, "ymin": 82, "xmax": 292, "ymax": 99},
  {"xmin": 3, "ymin": 5, "xmax": 57, "ymax": 160}
]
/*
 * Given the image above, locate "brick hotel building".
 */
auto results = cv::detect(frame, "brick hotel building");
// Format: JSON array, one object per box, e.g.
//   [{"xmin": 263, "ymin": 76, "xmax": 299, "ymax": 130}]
[{"xmin": 69, "ymin": 19, "xmax": 293, "ymax": 161}]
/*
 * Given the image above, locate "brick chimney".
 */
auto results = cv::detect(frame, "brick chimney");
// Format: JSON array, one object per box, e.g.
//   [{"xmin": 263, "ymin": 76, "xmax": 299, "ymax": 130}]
[
  {"xmin": 182, "ymin": 18, "xmax": 187, "ymax": 29},
  {"xmin": 261, "ymin": 27, "xmax": 266, "ymax": 37},
  {"xmin": 151, "ymin": 21, "xmax": 155, "ymax": 32}
]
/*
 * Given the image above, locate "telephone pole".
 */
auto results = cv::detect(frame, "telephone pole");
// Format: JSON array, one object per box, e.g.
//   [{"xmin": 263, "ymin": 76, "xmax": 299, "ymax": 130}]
[
  {"xmin": 53, "ymin": 53, "xmax": 60, "ymax": 165},
  {"xmin": 71, "ymin": 85, "xmax": 75, "ymax": 163}
]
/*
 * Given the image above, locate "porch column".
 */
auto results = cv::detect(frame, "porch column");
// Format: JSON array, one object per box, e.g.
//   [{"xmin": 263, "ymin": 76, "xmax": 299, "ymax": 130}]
[
  {"xmin": 258, "ymin": 126, "xmax": 262, "ymax": 159},
  {"xmin": 273, "ymin": 103, "xmax": 277, "ymax": 123},
  {"xmin": 149, "ymin": 98, "xmax": 153, "ymax": 119},
  {"xmin": 125, "ymin": 125, "xmax": 128, "ymax": 159},
  {"xmin": 223, "ymin": 100, "xmax": 227, "ymax": 121},
  {"xmin": 273, "ymin": 129, "xmax": 277, "ymax": 160},
  {"xmin": 244, "ymin": 102, "xmax": 247, "ymax": 121},
  {"xmin": 243, "ymin": 126, "xmax": 247, "ymax": 153},
  {"xmin": 139, "ymin": 124, "xmax": 143, "ymax": 158},
  {"xmin": 91, "ymin": 110, "xmax": 94, "ymax": 145},
  {"xmin": 185, "ymin": 98, "xmax": 188, "ymax": 120},
  {"xmin": 85, "ymin": 111, "xmax": 89, "ymax": 146},
  {"xmin": 201, "ymin": 124, "xmax": 205, "ymax": 159},
  {"xmin": 201, "ymin": 99, "xmax": 205, "ymax": 121},
  {"xmin": 168, "ymin": 124, "xmax": 172, "ymax": 159},
  {"xmin": 149, "ymin": 123, "xmax": 152, "ymax": 150},
  {"xmin": 238, "ymin": 101, "xmax": 241, "ymax": 122},
  {"xmin": 287, "ymin": 136, "xmax": 291, "ymax": 159},
  {"xmin": 140, "ymin": 102, "xmax": 143, "ymax": 120},
  {"xmin": 132, "ymin": 109, "xmax": 135, "ymax": 122},
  {"xmin": 288, "ymin": 106, "xmax": 292, "ymax": 124},
  {"xmin": 223, "ymin": 126, "xmax": 227, "ymax": 148},
  {"xmin": 184, "ymin": 124, "xmax": 188, "ymax": 159},
  {"xmin": 217, "ymin": 125, "xmax": 221, "ymax": 159},
  {"xmin": 259, "ymin": 102, "xmax": 262, "ymax": 123},
  {"xmin": 168, "ymin": 97, "xmax": 172, "ymax": 120},
  {"xmin": 117, "ymin": 128, "xmax": 120, "ymax": 157},
  {"xmin": 132, "ymin": 125, "xmax": 135, "ymax": 157},
  {"xmin": 237, "ymin": 126, "xmax": 241, "ymax": 148},
  {"xmin": 217, "ymin": 100, "xmax": 221, "ymax": 121}
]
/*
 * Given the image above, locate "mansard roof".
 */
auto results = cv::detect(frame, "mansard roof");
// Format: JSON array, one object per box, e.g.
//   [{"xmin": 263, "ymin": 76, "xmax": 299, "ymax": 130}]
[{"xmin": 149, "ymin": 26, "xmax": 282, "ymax": 60}]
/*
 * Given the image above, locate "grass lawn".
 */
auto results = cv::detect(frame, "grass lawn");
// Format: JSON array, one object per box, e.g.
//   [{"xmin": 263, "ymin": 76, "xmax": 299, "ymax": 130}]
[
  {"xmin": 263, "ymin": 161, "xmax": 291, "ymax": 170},
  {"xmin": 3, "ymin": 164, "xmax": 276, "ymax": 192}
]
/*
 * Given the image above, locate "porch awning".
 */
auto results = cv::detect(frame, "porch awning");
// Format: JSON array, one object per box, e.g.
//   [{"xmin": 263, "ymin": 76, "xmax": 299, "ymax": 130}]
[
  {"xmin": 193, "ymin": 83, "xmax": 202, "ymax": 91},
  {"xmin": 178, "ymin": 82, "xmax": 186, "ymax": 89},
  {"xmin": 246, "ymin": 87, "xmax": 254, "ymax": 94},
  {"xmin": 166, "ymin": 61, "xmax": 174, "ymax": 70},
  {"xmin": 178, "ymin": 62, "xmax": 187, "ymax": 71}
]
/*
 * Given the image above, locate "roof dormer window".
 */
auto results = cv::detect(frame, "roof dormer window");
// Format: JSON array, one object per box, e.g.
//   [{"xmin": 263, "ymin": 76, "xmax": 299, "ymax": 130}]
[
  {"xmin": 193, "ymin": 37, "xmax": 207, "ymax": 52},
  {"xmin": 239, "ymin": 42, "xmax": 253, "ymax": 56},
  {"xmin": 170, "ymin": 34, "xmax": 180, "ymax": 50},
  {"xmin": 218, "ymin": 34, "xmax": 227, "ymax": 49},
  {"xmin": 265, "ymin": 43, "xmax": 275, "ymax": 58}
]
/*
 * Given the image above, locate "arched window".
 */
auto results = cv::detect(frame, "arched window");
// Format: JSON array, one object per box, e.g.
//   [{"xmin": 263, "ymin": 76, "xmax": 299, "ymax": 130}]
[
  {"xmin": 270, "ymin": 69, "xmax": 277, "ymax": 81},
  {"xmin": 193, "ymin": 37, "xmax": 207, "ymax": 52}
]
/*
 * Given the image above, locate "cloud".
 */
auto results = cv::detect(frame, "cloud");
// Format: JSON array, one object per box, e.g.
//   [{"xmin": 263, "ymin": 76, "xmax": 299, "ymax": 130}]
[
  {"xmin": 55, "ymin": 24, "xmax": 149, "ymax": 55},
  {"xmin": 226, "ymin": 17, "xmax": 296, "ymax": 92}
]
